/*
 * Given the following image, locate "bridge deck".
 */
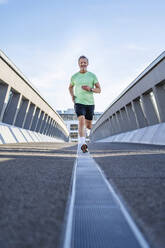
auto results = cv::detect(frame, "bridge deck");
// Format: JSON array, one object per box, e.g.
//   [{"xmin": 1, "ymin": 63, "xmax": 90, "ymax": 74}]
[{"xmin": 0, "ymin": 142, "xmax": 164, "ymax": 248}]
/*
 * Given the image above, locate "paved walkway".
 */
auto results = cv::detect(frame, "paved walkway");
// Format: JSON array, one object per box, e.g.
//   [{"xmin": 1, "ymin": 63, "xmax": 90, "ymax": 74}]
[
  {"xmin": 0, "ymin": 142, "xmax": 77, "ymax": 248},
  {"xmin": 0, "ymin": 142, "xmax": 164, "ymax": 248}
]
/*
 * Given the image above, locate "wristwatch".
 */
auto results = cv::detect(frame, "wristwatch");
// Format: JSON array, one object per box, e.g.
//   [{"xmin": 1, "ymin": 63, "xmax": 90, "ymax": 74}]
[{"xmin": 90, "ymin": 88, "xmax": 94, "ymax": 92}]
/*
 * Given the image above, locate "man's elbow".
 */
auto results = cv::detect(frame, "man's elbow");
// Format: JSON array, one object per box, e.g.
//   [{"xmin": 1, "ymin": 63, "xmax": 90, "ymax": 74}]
[{"xmin": 95, "ymin": 83, "xmax": 101, "ymax": 93}]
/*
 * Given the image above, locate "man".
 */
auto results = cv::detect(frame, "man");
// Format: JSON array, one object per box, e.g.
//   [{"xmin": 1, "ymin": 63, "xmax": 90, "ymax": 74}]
[{"xmin": 69, "ymin": 55, "xmax": 101, "ymax": 152}]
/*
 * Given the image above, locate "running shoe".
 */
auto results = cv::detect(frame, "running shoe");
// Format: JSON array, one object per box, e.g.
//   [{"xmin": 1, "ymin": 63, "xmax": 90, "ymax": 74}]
[{"xmin": 81, "ymin": 144, "xmax": 88, "ymax": 153}]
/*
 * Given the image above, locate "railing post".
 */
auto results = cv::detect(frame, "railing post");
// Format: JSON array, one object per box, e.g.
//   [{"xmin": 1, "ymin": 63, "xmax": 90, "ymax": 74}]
[
  {"xmin": 105, "ymin": 117, "xmax": 112, "ymax": 137},
  {"xmin": 132, "ymin": 98, "xmax": 148, "ymax": 128},
  {"xmin": 49, "ymin": 120, "xmax": 55, "ymax": 137},
  {"xmin": 13, "ymin": 94, "xmax": 23, "ymax": 126},
  {"xmin": 40, "ymin": 114, "xmax": 48, "ymax": 134},
  {"xmin": 52, "ymin": 121, "xmax": 57, "ymax": 137},
  {"xmin": 120, "ymin": 107, "xmax": 130, "ymax": 132},
  {"xmin": 2, "ymin": 90, "xmax": 21, "ymax": 125},
  {"xmin": 0, "ymin": 83, "xmax": 11, "ymax": 121},
  {"xmin": 23, "ymin": 103, "xmax": 35, "ymax": 130},
  {"xmin": 15, "ymin": 98, "xmax": 29, "ymax": 128},
  {"xmin": 36, "ymin": 111, "xmax": 44, "ymax": 132},
  {"xmin": 31, "ymin": 107, "xmax": 40, "ymax": 131},
  {"xmin": 141, "ymin": 92, "xmax": 159, "ymax": 125},
  {"xmin": 115, "ymin": 112, "xmax": 122, "ymax": 134},
  {"xmin": 107, "ymin": 117, "xmax": 113, "ymax": 136},
  {"xmin": 109, "ymin": 115, "xmax": 115, "ymax": 135},
  {"xmin": 125, "ymin": 103, "xmax": 138, "ymax": 130},
  {"xmin": 153, "ymin": 84, "xmax": 165, "ymax": 122},
  {"xmin": 46, "ymin": 118, "xmax": 53, "ymax": 136},
  {"xmin": 43, "ymin": 116, "xmax": 50, "ymax": 134}
]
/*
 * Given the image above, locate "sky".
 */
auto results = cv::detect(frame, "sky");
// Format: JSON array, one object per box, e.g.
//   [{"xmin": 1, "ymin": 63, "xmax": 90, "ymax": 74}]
[{"xmin": 0, "ymin": 0, "xmax": 165, "ymax": 112}]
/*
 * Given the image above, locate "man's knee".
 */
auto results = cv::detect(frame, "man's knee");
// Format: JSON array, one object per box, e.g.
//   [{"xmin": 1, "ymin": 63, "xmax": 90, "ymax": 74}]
[
  {"xmin": 86, "ymin": 121, "xmax": 92, "ymax": 129},
  {"xmin": 86, "ymin": 124, "xmax": 92, "ymax": 129},
  {"xmin": 78, "ymin": 115, "xmax": 85, "ymax": 125}
]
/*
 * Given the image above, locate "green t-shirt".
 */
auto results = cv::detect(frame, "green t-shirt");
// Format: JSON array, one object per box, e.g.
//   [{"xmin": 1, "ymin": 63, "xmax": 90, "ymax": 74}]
[{"xmin": 70, "ymin": 71, "xmax": 98, "ymax": 105}]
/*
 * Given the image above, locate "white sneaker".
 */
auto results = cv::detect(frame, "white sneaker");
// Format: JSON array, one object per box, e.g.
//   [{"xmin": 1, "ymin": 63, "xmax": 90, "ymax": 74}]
[{"xmin": 86, "ymin": 128, "xmax": 90, "ymax": 137}]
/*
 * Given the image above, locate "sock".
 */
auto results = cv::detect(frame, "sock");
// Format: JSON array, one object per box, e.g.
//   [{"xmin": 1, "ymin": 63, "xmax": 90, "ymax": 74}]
[
  {"xmin": 86, "ymin": 128, "xmax": 91, "ymax": 137},
  {"xmin": 78, "ymin": 136, "xmax": 85, "ymax": 145}
]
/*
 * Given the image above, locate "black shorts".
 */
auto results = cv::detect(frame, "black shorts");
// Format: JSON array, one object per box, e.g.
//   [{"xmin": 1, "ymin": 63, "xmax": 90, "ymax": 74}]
[{"xmin": 74, "ymin": 103, "xmax": 95, "ymax": 120}]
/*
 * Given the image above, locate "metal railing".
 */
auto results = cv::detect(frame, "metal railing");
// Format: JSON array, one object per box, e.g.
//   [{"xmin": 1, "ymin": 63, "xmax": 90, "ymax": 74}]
[
  {"xmin": 91, "ymin": 51, "xmax": 165, "ymax": 141},
  {"xmin": 0, "ymin": 49, "xmax": 69, "ymax": 142}
]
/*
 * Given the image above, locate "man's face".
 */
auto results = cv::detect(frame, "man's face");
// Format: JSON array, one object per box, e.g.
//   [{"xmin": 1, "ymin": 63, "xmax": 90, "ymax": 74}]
[{"xmin": 78, "ymin": 58, "xmax": 88, "ymax": 71}]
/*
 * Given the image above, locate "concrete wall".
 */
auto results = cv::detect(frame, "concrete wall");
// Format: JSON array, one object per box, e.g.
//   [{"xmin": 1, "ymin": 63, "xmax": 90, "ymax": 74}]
[
  {"xmin": 0, "ymin": 50, "xmax": 69, "ymax": 143},
  {"xmin": 0, "ymin": 122, "xmax": 64, "ymax": 144},
  {"xmin": 97, "ymin": 122, "xmax": 165, "ymax": 146},
  {"xmin": 91, "ymin": 51, "xmax": 165, "ymax": 145}
]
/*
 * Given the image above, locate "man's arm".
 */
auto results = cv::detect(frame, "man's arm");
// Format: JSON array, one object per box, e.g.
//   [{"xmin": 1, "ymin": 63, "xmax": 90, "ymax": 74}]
[
  {"xmin": 68, "ymin": 83, "xmax": 75, "ymax": 103},
  {"xmin": 93, "ymin": 82, "xmax": 101, "ymax": 93},
  {"xmin": 81, "ymin": 82, "xmax": 101, "ymax": 93}
]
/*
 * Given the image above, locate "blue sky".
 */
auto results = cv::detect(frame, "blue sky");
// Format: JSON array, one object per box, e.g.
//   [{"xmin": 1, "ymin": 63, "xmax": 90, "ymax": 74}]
[{"xmin": 0, "ymin": 0, "xmax": 165, "ymax": 112}]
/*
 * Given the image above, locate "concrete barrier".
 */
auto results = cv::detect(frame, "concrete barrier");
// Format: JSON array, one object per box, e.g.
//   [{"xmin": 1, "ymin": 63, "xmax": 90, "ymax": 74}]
[
  {"xmin": 97, "ymin": 122, "xmax": 165, "ymax": 146},
  {"xmin": 0, "ymin": 122, "xmax": 64, "ymax": 144}
]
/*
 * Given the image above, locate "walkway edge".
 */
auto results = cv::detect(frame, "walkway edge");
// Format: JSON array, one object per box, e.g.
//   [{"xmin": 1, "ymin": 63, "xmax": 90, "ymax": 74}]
[{"xmin": 62, "ymin": 155, "xmax": 77, "ymax": 248}]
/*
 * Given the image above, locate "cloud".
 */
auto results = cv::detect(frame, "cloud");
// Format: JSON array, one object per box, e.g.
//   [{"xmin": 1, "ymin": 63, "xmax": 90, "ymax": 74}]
[
  {"xmin": 9, "ymin": 31, "xmax": 160, "ymax": 113},
  {"xmin": 0, "ymin": 0, "xmax": 8, "ymax": 4}
]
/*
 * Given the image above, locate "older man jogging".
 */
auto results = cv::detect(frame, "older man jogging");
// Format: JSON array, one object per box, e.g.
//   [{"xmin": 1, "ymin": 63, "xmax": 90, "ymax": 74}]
[{"xmin": 69, "ymin": 55, "xmax": 101, "ymax": 153}]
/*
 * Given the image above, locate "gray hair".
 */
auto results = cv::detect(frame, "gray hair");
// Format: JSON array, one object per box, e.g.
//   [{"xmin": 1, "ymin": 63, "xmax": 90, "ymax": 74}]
[{"xmin": 78, "ymin": 55, "xmax": 88, "ymax": 63}]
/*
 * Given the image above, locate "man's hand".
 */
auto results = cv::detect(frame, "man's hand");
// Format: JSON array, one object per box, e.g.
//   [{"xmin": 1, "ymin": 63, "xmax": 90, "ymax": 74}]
[
  {"xmin": 72, "ymin": 95, "xmax": 75, "ymax": 103},
  {"xmin": 82, "ymin": 85, "xmax": 91, "ymax": 91}
]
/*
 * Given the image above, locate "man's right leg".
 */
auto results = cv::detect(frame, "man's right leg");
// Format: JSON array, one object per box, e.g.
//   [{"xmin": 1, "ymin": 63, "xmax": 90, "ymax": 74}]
[
  {"xmin": 78, "ymin": 115, "xmax": 88, "ymax": 152},
  {"xmin": 74, "ymin": 103, "xmax": 88, "ymax": 152},
  {"xmin": 78, "ymin": 115, "xmax": 85, "ymax": 137}
]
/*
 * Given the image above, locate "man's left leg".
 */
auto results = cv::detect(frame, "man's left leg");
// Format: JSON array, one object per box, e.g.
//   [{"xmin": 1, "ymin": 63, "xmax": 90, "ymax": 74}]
[
  {"xmin": 85, "ymin": 119, "xmax": 92, "ymax": 138},
  {"xmin": 85, "ymin": 105, "xmax": 94, "ymax": 141}
]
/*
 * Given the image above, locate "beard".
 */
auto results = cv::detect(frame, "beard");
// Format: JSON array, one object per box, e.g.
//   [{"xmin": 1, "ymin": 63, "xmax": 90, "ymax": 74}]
[{"xmin": 81, "ymin": 66, "xmax": 87, "ymax": 71}]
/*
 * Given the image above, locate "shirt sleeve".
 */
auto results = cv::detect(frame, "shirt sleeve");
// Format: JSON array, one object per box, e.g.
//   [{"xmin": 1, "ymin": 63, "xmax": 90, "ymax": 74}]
[
  {"xmin": 70, "ymin": 76, "xmax": 75, "ymax": 86},
  {"xmin": 93, "ymin": 74, "xmax": 99, "ymax": 85}
]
